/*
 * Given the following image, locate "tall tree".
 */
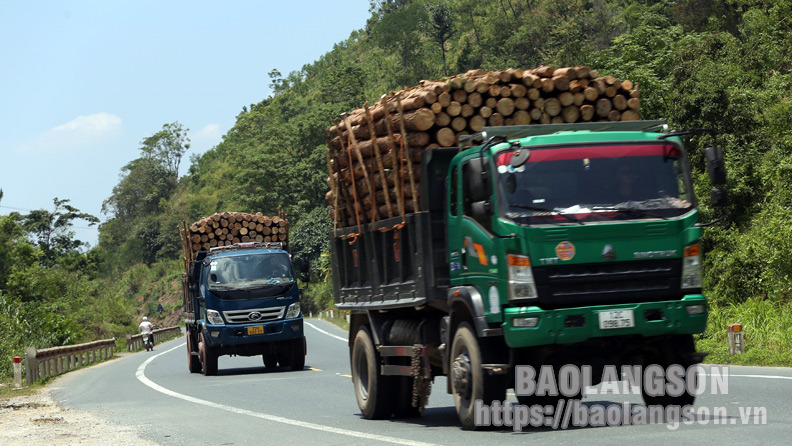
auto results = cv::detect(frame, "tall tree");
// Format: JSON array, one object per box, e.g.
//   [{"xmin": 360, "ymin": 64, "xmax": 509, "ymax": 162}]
[
  {"xmin": 22, "ymin": 198, "xmax": 99, "ymax": 261},
  {"xmin": 139, "ymin": 122, "xmax": 190, "ymax": 178},
  {"xmin": 426, "ymin": 3, "xmax": 455, "ymax": 75}
]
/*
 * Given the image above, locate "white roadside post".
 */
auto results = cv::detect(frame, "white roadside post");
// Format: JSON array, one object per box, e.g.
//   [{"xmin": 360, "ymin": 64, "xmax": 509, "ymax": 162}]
[
  {"xmin": 13, "ymin": 356, "xmax": 23, "ymax": 388},
  {"xmin": 728, "ymin": 323, "xmax": 744, "ymax": 355}
]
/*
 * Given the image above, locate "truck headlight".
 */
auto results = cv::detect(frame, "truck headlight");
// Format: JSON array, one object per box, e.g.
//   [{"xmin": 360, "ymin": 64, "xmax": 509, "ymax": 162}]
[
  {"xmin": 285, "ymin": 302, "xmax": 301, "ymax": 319},
  {"xmin": 681, "ymin": 244, "xmax": 702, "ymax": 289},
  {"xmin": 206, "ymin": 309, "xmax": 225, "ymax": 325},
  {"xmin": 508, "ymin": 254, "xmax": 538, "ymax": 300}
]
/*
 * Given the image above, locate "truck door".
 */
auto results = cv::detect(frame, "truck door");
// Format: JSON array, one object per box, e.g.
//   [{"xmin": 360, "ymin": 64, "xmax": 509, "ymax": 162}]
[{"xmin": 448, "ymin": 157, "xmax": 497, "ymax": 285}]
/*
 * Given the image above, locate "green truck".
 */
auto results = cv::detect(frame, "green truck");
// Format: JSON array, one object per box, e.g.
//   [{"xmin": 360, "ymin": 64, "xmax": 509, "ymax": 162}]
[{"xmin": 330, "ymin": 120, "xmax": 726, "ymax": 428}]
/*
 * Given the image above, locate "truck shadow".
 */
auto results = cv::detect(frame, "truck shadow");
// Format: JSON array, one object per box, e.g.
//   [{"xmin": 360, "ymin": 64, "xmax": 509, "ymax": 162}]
[
  {"xmin": 385, "ymin": 400, "xmax": 734, "ymax": 433},
  {"xmin": 214, "ymin": 365, "xmax": 310, "ymax": 376}
]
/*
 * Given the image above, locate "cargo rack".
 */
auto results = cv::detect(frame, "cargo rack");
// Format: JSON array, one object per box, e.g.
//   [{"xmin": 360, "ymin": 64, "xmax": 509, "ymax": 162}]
[
  {"xmin": 459, "ymin": 120, "xmax": 669, "ymax": 144},
  {"xmin": 208, "ymin": 242, "xmax": 284, "ymax": 254}
]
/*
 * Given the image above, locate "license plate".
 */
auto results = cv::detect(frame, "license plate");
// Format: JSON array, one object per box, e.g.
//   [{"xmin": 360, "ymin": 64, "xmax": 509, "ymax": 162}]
[
  {"xmin": 598, "ymin": 310, "xmax": 635, "ymax": 329},
  {"xmin": 247, "ymin": 325, "xmax": 265, "ymax": 335}
]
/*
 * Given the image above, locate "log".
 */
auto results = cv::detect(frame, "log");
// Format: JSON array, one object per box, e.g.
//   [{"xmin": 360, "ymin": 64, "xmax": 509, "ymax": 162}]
[
  {"xmin": 446, "ymin": 101, "xmax": 462, "ymax": 117},
  {"xmin": 496, "ymin": 97, "xmax": 515, "ymax": 116},
  {"xmin": 612, "ymin": 94, "xmax": 627, "ymax": 111},
  {"xmin": 468, "ymin": 91, "xmax": 483, "ymax": 108},
  {"xmin": 451, "ymin": 116, "xmax": 467, "ymax": 132},
  {"xmin": 596, "ymin": 98, "xmax": 613, "ymax": 117},
  {"xmin": 469, "ymin": 115, "xmax": 486, "ymax": 132},
  {"xmin": 436, "ymin": 111, "xmax": 451, "ymax": 127},
  {"xmin": 513, "ymin": 110, "xmax": 531, "ymax": 125},
  {"xmin": 562, "ymin": 105, "xmax": 580, "ymax": 123},
  {"xmin": 436, "ymin": 127, "xmax": 456, "ymax": 146},
  {"xmin": 621, "ymin": 110, "xmax": 641, "ymax": 121},
  {"xmin": 544, "ymin": 98, "xmax": 562, "ymax": 117}
]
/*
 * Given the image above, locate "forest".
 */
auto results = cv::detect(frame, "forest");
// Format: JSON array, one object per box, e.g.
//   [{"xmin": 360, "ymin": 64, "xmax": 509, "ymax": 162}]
[{"xmin": 2, "ymin": 0, "xmax": 792, "ymax": 380}]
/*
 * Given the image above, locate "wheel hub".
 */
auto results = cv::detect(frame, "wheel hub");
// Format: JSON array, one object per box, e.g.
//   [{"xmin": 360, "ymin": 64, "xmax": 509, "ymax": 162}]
[{"xmin": 452, "ymin": 353, "xmax": 472, "ymax": 399}]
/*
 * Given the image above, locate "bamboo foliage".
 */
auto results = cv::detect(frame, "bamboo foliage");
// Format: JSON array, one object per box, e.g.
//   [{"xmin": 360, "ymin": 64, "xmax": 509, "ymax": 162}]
[{"xmin": 325, "ymin": 65, "xmax": 640, "ymax": 228}]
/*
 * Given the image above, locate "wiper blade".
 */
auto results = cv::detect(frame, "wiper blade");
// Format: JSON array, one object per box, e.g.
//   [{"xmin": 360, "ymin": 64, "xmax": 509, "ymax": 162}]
[
  {"xmin": 509, "ymin": 204, "xmax": 583, "ymax": 224},
  {"xmin": 592, "ymin": 205, "xmax": 668, "ymax": 220}
]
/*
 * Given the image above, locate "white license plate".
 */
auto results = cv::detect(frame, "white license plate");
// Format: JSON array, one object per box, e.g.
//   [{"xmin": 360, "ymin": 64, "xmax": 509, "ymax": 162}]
[{"xmin": 598, "ymin": 310, "xmax": 635, "ymax": 329}]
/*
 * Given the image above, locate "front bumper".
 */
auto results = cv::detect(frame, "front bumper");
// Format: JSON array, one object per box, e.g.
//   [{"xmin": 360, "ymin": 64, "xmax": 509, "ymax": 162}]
[
  {"xmin": 202, "ymin": 317, "xmax": 304, "ymax": 348},
  {"xmin": 503, "ymin": 295, "xmax": 707, "ymax": 348}
]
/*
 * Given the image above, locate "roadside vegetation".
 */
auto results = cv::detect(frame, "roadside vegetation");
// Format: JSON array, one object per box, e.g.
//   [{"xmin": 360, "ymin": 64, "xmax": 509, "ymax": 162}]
[{"xmin": 3, "ymin": 0, "xmax": 792, "ymax": 382}]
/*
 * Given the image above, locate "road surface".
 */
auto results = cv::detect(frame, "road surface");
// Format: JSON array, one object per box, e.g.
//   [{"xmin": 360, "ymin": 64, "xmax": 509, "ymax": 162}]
[{"xmin": 50, "ymin": 319, "xmax": 792, "ymax": 445}]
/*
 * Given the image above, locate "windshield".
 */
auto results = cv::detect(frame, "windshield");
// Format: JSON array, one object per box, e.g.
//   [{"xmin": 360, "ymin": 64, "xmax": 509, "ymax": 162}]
[
  {"xmin": 495, "ymin": 143, "xmax": 694, "ymax": 225},
  {"xmin": 207, "ymin": 252, "xmax": 295, "ymax": 291}
]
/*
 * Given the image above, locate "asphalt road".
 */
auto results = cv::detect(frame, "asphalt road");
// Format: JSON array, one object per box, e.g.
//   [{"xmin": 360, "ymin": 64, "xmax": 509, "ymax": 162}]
[{"xmin": 51, "ymin": 319, "xmax": 792, "ymax": 445}]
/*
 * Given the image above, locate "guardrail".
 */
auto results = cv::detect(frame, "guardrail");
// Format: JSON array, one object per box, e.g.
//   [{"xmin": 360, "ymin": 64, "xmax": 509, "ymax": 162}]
[
  {"xmin": 25, "ymin": 338, "xmax": 116, "ymax": 385},
  {"xmin": 126, "ymin": 326, "xmax": 182, "ymax": 351}
]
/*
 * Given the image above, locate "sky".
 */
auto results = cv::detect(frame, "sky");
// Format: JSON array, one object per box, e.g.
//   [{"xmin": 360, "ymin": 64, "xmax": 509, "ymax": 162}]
[{"xmin": 0, "ymin": 1, "xmax": 371, "ymax": 247}]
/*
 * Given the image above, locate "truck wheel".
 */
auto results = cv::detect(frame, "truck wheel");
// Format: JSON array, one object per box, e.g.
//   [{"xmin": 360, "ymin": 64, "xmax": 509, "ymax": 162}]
[
  {"xmin": 641, "ymin": 334, "xmax": 698, "ymax": 407},
  {"xmin": 289, "ymin": 337, "xmax": 306, "ymax": 371},
  {"xmin": 351, "ymin": 326, "xmax": 393, "ymax": 419},
  {"xmin": 450, "ymin": 322, "xmax": 506, "ymax": 429},
  {"xmin": 200, "ymin": 333, "xmax": 219, "ymax": 376},
  {"xmin": 187, "ymin": 332, "xmax": 202, "ymax": 373},
  {"xmin": 276, "ymin": 344, "xmax": 290, "ymax": 368},
  {"xmin": 515, "ymin": 366, "xmax": 580, "ymax": 407},
  {"xmin": 263, "ymin": 353, "xmax": 278, "ymax": 368}
]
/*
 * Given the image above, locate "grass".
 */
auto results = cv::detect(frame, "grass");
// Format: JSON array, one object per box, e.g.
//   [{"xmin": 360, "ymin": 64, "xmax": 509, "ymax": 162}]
[
  {"xmin": 0, "ymin": 382, "xmax": 43, "ymax": 400},
  {"xmin": 308, "ymin": 311, "xmax": 350, "ymax": 331},
  {"xmin": 697, "ymin": 299, "xmax": 792, "ymax": 367}
]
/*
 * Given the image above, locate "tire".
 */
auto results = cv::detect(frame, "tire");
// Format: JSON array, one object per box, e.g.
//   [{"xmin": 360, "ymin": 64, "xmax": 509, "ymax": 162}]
[
  {"xmin": 515, "ymin": 364, "xmax": 581, "ymax": 407},
  {"xmin": 276, "ymin": 344, "xmax": 290, "ymax": 368},
  {"xmin": 351, "ymin": 326, "xmax": 393, "ymax": 419},
  {"xmin": 200, "ymin": 332, "xmax": 219, "ymax": 376},
  {"xmin": 263, "ymin": 353, "xmax": 278, "ymax": 368},
  {"xmin": 187, "ymin": 332, "xmax": 202, "ymax": 373},
  {"xmin": 289, "ymin": 337, "xmax": 306, "ymax": 371},
  {"xmin": 641, "ymin": 334, "xmax": 698, "ymax": 407},
  {"xmin": 450, "ymin": 322, "xmax": 506, "ymax": 429}
]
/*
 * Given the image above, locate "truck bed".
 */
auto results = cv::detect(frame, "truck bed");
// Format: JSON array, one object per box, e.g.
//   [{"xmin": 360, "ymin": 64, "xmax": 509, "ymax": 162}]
[{"xmin": 330, "ymin": 149, "xmax": 457, "ymax": 310}]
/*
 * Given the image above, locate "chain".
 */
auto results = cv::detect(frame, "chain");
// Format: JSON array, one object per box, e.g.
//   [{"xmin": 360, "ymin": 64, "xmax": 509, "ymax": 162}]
[{"xmin": 411, "ymin": 344, "xmax": 432, "ymax": 413}]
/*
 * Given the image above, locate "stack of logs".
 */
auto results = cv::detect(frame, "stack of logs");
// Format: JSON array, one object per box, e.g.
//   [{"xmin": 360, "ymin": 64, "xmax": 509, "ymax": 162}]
[
  {"xmin": 325, "ymin": 65, "xmax": 640, "ymax": 228},
  {"xmin": 180, "ymin": 210, "xmax": 288, "ymax": 262}
]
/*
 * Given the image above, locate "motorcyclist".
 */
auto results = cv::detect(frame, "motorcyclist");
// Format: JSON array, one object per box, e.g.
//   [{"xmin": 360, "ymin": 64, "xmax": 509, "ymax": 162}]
[{"xmin": 139, "ymin": 316, "xmax": 154, "ymax": 349}]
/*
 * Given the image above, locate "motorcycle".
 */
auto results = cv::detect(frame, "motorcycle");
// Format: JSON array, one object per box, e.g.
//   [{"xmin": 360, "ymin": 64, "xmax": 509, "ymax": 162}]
[{"xmin": 143, "ymin": 333, "xmax": 154, "ymax": 351}]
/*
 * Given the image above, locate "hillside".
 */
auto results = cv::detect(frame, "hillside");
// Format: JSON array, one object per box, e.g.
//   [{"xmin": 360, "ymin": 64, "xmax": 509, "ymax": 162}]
[{"xmin": 3, "ymin": 0, "xmax": 792, "ymax": 382}]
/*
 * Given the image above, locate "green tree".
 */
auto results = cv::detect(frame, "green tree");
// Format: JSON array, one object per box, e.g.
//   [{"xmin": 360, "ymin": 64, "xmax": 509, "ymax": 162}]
[
  {"xmin": 22, "ymin": 198, "xmax": 99, "ymax": 263},
  {"xmin": 140, "ymin": 122, "xmax": 191, "ymax": 178},
  {"xmin": 425, "ymin": 2, "xmax": 455, "ymax": 75}
]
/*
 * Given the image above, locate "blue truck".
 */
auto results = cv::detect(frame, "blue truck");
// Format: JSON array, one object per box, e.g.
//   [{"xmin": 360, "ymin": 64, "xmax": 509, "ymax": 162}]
[{"xmin": 180, "ymin": 212, "xmax": 306, "ymax": 375}]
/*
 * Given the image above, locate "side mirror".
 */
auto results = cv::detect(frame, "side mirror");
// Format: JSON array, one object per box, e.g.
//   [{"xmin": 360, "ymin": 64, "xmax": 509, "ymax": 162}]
[
  {"xmin": 471, "ymin": 200, "xmax": 493, "ymax": 221},
  {"xmin": 466, "ymin": 158, "xmax": 490, "ymax": 202},
  {"xmin": 711, "ymin": 187, "xmax": 728, "ymax": 207},
  {"xmin": 294, "ymin": 256, "xmax": 310, "ymax": 283},
  {"xmin": 704, "ymin": 146, "xmax": 727, "ymax": 186}
]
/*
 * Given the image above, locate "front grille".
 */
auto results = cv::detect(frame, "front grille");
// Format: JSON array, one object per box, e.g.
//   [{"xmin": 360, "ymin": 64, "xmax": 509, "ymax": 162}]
[
  {"xmin": 223, "ymin": 307, "xmax": 285, "ymax": 324},
  {"xmin": 532, "ymin": 259, "xmax": 683, "ymax": 308}
]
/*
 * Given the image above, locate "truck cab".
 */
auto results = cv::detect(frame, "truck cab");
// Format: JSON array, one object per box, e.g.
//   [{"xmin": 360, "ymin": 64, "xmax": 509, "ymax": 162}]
[{"xmin": 184, "ymin": 242, "xmax": 306, "ymax": 375}]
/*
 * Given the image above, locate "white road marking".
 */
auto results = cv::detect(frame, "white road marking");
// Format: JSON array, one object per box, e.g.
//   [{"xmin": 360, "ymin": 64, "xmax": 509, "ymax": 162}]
[
  {"xmin": 136, "ymin": 344, "xmax": 436, "ymax": 446},
  {"xmin": 716, "ymin": 374, "xmax": 792, "ymax": 380},
  {"xmin": 305, "ymin": 320, "xmax": 347, "ymax": 342}
]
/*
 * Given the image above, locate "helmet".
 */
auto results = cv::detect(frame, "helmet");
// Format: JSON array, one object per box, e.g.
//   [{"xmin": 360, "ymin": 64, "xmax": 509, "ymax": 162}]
[{"xmin": 142, "ymin": 316, "xmax": 148, "ymax": 321}]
